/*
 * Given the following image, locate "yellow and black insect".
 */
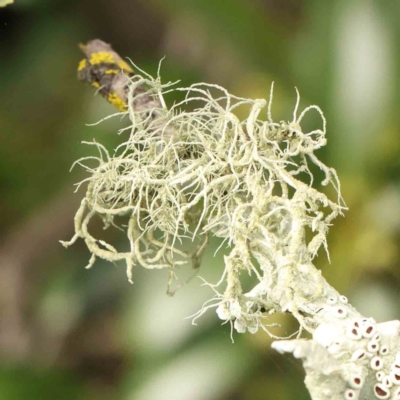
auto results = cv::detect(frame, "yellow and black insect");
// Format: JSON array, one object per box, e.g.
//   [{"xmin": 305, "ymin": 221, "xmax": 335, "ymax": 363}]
[{"xmin": 77, "ymin": 39, "xmax": 134, "ymax": 111}]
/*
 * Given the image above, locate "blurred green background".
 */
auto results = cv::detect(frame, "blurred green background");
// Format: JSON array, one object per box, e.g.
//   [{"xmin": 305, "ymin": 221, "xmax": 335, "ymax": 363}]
[{"xmin": 1, "ymin": 1, "xmax": 400, "ymax": 399}]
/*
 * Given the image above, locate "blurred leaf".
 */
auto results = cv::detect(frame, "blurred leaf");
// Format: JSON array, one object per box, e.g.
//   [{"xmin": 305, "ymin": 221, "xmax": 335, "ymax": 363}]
[
  {"xmin": 0, "ymin": 0, "xmax": 13, "ymax": 7},
  {"xmin": 0, "ymin": 367, "xmax": 86, "ymax": 400}
]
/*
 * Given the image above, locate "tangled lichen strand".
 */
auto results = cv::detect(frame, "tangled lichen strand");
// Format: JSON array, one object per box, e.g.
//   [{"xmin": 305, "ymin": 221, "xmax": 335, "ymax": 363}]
[{"xmin": 62, "ymin": 70, "xmax": 345, "ymax": 331}]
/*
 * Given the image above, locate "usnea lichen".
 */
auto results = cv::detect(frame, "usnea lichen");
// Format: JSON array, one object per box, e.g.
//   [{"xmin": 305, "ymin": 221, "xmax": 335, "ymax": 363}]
[
  {"xmin": 63, "ymin": 65, "xmax": 400, "ymax": 400},
  {"xmin": 62, "ymin": 65, "xmax": 345, "ymax": 329}
]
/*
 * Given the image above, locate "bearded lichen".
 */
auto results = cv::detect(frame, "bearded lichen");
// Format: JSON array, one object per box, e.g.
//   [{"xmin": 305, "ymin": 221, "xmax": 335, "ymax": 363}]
[
  {"xmin": 62, "ymin": 64, "xmax": 345, "ymax": 331},
  {"xmin": 63, "ymin": 59, "xmax": 400, "ymax": 399}
]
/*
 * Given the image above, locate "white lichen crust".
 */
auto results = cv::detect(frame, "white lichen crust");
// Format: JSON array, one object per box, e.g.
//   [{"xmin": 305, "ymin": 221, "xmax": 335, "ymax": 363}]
[
  {"xmin": 62, "ymin": 66, "xmax": 400, "ymax": 400},
  {"xmin": 273, "ymin": 320, "xmax": 400, "ymax": 400}
]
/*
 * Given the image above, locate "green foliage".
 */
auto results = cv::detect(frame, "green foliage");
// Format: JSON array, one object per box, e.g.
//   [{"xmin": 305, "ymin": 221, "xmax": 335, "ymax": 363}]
[{"xmin": 0, "ymin": 367, "xmax": 86, "ymax": 400}]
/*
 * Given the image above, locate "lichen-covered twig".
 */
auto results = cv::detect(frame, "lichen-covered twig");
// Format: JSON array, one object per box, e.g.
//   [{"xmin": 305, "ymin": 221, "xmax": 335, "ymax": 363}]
[{"xmin": 64, "ymin": 40, "xmax": 400, "ymax": 400}]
